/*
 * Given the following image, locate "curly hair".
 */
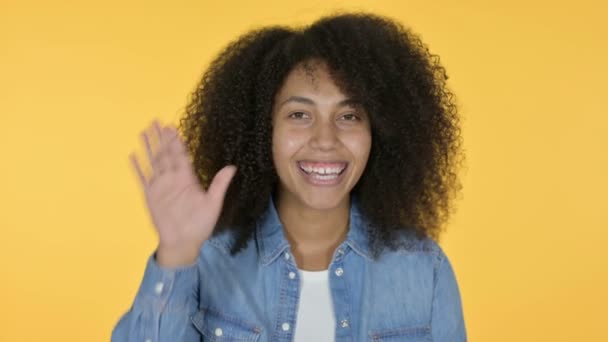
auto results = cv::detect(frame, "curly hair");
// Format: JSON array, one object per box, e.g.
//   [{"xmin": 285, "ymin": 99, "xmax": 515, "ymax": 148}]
[{"xmin": 178, "ymin": 12, "xmax": 464, "ymax": 257}]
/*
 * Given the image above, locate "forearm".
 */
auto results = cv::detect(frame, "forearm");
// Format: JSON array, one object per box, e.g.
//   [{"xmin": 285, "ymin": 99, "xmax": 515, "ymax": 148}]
[{"xmin": 111, "ymin": 251, "xmax": 201, "ymax": 342}]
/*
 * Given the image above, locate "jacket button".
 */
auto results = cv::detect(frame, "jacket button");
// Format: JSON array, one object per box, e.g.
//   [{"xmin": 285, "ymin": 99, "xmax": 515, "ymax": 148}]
[
  {"xmin": 282, "ymin": 322, "xmax": 290, "ymax": 331},
  {"xmin": 340, "ymin": 319, "xmax": 349, "ymax": 328},
  {"xmin": 335, "ymin": 267, "xmax": 344, "ymax": 277},
  {"xmin": 154, "ymin": 282, "xmax": 164, "ymax": 295},
  {"xmin": 215, "ymin": 328, "xmax": 223, "ymax": 336}
]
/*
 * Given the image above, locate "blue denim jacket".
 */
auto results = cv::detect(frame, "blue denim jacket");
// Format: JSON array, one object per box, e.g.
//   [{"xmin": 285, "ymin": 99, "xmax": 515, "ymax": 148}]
[{"xmin": 112, "ymin": 197, "xmax": 467, "ymax": 341}]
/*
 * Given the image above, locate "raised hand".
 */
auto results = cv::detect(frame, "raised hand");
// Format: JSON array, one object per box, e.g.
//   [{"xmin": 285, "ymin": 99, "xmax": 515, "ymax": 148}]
[{"xmin": 129, "ymin": 119, "xmax": 237, "ymax": 267}]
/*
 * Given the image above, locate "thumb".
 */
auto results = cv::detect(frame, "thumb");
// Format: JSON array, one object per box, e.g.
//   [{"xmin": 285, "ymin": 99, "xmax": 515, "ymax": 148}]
[{"xmin": 207, "ymin": 165, "xmax": 237, "ymax": 204}]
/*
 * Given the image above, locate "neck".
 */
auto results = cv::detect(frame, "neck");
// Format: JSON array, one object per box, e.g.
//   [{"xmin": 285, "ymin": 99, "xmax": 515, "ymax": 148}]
[{"xmin": 275, "ymin": 192, "xmax": 350, "ymax": 271}]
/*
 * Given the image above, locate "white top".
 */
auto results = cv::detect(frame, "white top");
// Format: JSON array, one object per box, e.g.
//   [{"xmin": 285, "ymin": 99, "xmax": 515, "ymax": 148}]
[{"xmin": 293, "ymin": 268, "xmax": 336, "ymax": 342}]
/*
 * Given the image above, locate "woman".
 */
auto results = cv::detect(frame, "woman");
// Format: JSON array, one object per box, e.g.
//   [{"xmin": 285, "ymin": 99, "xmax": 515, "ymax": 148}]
[{"xmin": 112, "ymin": 12, "xmax": 466, "ymax": 342}]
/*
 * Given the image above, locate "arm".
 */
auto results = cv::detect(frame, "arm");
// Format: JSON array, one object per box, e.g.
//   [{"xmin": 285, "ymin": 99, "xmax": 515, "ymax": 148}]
[
  {"xmin": 114, "ymin": 120, "xmax": 237, "ymax": 341},
  {"xmin": 111, "ymin": 251, "xmax": 201, "ymax": 342},
  {"xmin": 430, "ymin": 249, "xmax": 467, "ymax": 341}
]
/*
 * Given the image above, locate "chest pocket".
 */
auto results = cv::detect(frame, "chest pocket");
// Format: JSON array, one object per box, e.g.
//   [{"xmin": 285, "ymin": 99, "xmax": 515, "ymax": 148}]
[
  {"xmin": 190, "ymin": 307, "xmax": 262, "ymax": 342},
  {"xmin": 369, "ymin": 325, "xmax": 432, "ymax": 342}
]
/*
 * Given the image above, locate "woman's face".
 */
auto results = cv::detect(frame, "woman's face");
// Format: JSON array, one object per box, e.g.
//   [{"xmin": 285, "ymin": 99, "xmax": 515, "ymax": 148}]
[{"xmin": 271, "ymin": 61, "xmax": 372, "ymax": 210}]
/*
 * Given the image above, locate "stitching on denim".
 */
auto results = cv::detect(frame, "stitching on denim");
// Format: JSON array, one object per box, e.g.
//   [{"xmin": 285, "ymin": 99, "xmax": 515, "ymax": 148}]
[
  {"xmin": 197, "ymin": 306, "xmax": 263, "ymax": 332},
  {"xmin": 369, "ymin": 325, "xmax": 432, "ymax": 338}
]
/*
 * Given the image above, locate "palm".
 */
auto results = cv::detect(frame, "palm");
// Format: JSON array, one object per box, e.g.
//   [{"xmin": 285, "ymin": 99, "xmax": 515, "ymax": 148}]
[
  {"xmin": 145, "ymin": 163, "xmax": 214, "ymax": 250},
  {"xmin": 129, "ymin": 120, "xmax": 236, "ymax": 254}
]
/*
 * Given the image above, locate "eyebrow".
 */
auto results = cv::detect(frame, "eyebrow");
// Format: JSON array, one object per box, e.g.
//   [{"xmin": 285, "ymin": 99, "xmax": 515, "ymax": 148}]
[{"xmin": 277, "ymin": 96, "xmax": 361, "ymax": 109}]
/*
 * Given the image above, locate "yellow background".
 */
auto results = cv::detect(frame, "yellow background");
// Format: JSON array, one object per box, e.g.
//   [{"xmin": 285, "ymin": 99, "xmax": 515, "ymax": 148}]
[{"xmin": 1, "ymin": 0, "xmax": 606, "ymax": 340}]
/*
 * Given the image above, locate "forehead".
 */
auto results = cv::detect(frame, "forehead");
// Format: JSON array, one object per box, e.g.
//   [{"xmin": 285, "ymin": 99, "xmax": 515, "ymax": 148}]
[{"xmin": 275, "ymin": 60, "xmax": 346, "ymax": 100}]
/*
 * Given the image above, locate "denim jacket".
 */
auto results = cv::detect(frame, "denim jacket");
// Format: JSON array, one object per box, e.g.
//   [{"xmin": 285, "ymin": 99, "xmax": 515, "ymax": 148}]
[{"xmin": 112, "ymin": 197, "xmax": 467, "ymax": 341}]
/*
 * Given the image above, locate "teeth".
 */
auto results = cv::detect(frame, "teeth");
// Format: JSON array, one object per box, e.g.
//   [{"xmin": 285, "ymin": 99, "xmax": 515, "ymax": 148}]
[
  {"xmin": 299, "ymin": 163, "xmax": 346, "ymax": 175},
  {"xmin": 311, "ymin": 173, "xmax": 338, "ymax": 180}
]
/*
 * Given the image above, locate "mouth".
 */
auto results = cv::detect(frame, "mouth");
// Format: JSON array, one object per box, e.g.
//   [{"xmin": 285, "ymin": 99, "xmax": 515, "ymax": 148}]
[{"xmin": 296, "ymin": 161, "xmax": 348, "ymax": 185}]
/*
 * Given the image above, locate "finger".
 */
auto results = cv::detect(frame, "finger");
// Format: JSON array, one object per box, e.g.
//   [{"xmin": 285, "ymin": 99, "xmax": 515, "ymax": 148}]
[
  {"xmin": 142, "ymin": 128, "xmax": 156, "ymax": 172},
  {"xmin": 164, "ymin": 125, "xmax": 179, "ymax": 143},
  {"xmin": 156, "ymin": 127, "xmax": 173, "ymax": 173},
  {"xmin": 154, "ymin": 120, "xmax": 164, "ymax": 144},
  {"xmin": 207, "ymin": 165, "xmax": 238, "ymax": 205},
  {"xmin": 129, "ymin": 153, "xmax": 148, "ymax": 189},
  {"xmin": 145, "ymin": 121, "xmax": 165, "ymax": 173},
  {"xmin": 163, "ymin": 124, "xmax": 179, "ymax": 148},
  {"xmin": 166, "ymin": 128, "xmax": 189, "ymax": 169}
]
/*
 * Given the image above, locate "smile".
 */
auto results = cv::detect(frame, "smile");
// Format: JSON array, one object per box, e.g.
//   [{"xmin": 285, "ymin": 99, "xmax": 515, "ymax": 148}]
[
  {"xmin": 297, "ymin": 161, "xmax": 348, "ymax": 175},
  {"xmin": 296, "ymin": 161, "xmax": 348, "ymax": 186}
]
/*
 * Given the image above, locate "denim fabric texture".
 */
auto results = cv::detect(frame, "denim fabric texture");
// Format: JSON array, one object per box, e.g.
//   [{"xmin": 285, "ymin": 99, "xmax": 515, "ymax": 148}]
[{"xmin": 112, "ymin": 196, "xmax": 467, "ymax": 341}]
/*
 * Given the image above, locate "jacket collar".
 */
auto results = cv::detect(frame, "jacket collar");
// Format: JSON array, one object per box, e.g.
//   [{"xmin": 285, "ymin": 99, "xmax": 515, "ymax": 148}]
[{"xmin": 255, "ymin": 195, "xmax": 373, "ymax": 265}]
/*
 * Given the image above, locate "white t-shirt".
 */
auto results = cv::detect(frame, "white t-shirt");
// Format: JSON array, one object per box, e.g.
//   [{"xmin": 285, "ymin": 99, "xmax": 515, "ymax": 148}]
[{"xmin": 293, "ymin": 268, "xmax": 336, "ymax": 342}]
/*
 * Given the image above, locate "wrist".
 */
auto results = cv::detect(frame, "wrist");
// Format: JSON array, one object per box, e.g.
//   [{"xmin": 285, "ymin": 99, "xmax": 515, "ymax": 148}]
[{"xmin": 155, "ymin": 244, "xmax": 201, "ymax": 268}]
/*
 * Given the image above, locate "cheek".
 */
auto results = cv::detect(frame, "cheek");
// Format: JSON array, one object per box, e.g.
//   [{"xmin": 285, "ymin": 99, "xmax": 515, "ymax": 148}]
[
  {"xmin": 272, "ymin": 128, "xmax": 306, "ymax": 165},
  {"xmin": 346, "ymin": 132, "xmax": 372, "ymax": 162}
]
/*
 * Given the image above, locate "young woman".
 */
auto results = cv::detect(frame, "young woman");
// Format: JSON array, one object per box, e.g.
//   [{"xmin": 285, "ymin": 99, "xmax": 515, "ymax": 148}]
[{"xmin": 112, "ymin": 12, "xmax": 466, "ymax": 342}]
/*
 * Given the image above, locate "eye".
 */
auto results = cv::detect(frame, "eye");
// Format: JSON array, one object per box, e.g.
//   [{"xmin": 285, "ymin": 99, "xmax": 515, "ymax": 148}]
[
  {"xmin": 340, "ymin": 113, "xmax": 360, "ymax": 121},
  {"xmin": 288, "ymin": 111, "xmax": 309, "ymax": 119}
]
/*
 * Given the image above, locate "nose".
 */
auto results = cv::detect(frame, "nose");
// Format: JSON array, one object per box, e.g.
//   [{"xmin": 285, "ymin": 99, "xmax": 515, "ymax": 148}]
[{"xmin": 310, "ymin": 119, "xmax": 339, "ymax": 151}]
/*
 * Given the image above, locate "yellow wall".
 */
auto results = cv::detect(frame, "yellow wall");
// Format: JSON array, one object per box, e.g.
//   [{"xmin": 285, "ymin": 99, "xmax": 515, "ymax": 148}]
[{"xmin": 1, "ymin": 0, "xmax": 606, "ymax": 340}]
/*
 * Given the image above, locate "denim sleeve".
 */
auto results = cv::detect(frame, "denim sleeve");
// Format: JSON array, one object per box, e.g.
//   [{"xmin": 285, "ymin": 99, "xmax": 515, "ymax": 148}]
[
  {"xmin": 111, "ymin": 251, "xmax": 201, "ymax": 342},
  {"xmin": 431, "ymin": 249, "xmax": 467, "ymax": 341}
]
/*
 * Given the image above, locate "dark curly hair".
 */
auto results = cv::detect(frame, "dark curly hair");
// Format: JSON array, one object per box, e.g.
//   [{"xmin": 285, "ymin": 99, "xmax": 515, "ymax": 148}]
[{"xmin": 178, "ymin": 12, "xmax": 464, "ymax": 257}]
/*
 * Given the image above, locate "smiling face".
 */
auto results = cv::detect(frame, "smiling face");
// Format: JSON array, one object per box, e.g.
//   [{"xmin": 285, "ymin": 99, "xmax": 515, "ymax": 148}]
[{"xmin": 271, "ymin": 60, "xmax": 372, "ymax": 211}]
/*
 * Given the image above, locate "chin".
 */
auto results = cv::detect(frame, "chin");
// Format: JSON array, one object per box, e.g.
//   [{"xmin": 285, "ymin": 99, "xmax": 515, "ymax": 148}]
[{"xmin": 299, "ymin": 190, "xmax": 350, "ymax": 211}]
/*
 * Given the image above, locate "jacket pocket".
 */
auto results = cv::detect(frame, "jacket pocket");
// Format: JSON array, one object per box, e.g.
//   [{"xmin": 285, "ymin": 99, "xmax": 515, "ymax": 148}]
[
  {"xmin": 369, "ymin": 325, "xmax": 432, "ymax": 342},
  {"xmin": 190, "ymin": 307, "xmax": 262, "ymax": 342}
]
